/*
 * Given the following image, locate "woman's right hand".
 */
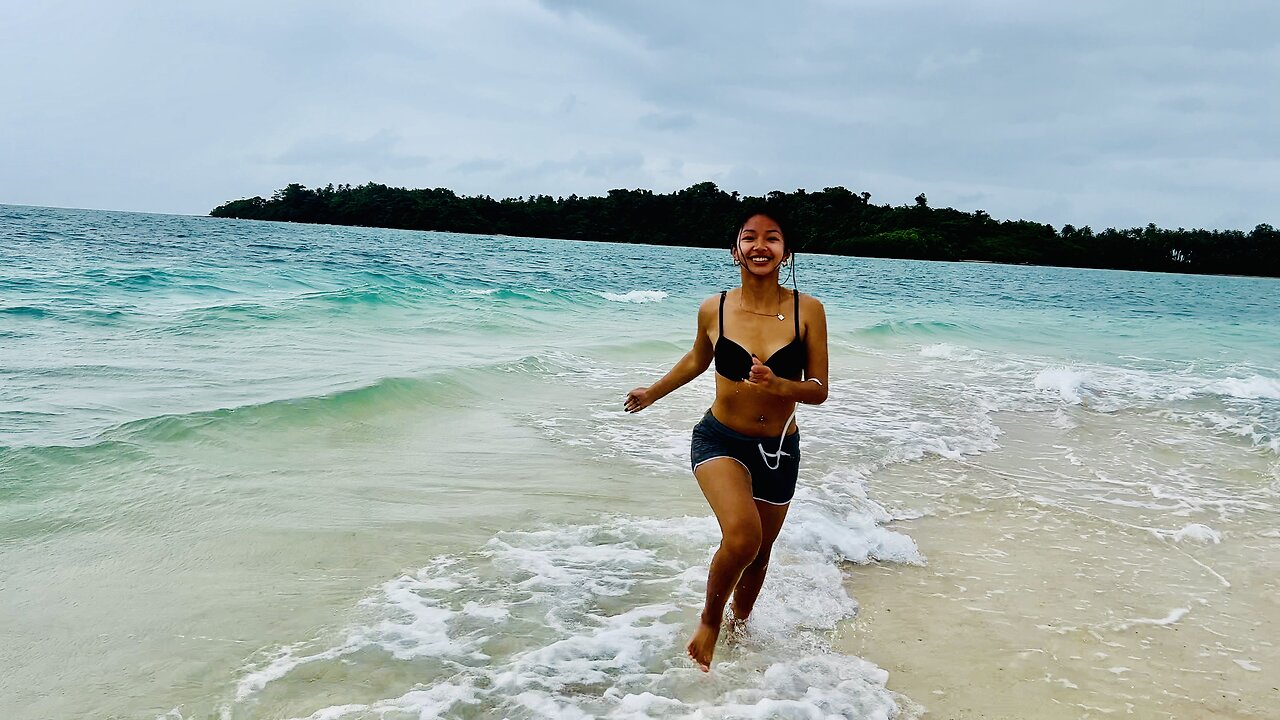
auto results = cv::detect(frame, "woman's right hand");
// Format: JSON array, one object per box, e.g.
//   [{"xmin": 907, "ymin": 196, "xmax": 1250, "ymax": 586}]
[{"xmin": 624, "ymin": 387, "xmax": 652, "ymax": 413}]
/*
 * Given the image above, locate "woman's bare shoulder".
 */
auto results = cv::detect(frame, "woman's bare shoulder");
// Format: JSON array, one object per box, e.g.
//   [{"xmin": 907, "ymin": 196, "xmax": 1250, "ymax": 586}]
[
  {"xmin": 795, "ymin": 291, "xmax": 826, "ymax": 313},
  {"xmin": 696, "ymin": 293, "xmax": 722, "ymax": 325},
  {"xmin": 698, "ymin": 292, "xmax": 725, "ymax": 312}
]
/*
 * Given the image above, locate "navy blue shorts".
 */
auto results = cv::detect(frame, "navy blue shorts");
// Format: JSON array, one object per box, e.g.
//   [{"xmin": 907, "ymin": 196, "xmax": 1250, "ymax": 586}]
[{"xmin": 690, "ymin": 411, "xmax": 800, "ymax": 505}]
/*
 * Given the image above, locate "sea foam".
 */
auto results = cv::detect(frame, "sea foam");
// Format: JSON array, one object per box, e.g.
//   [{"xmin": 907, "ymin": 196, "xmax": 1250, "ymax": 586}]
[
  {"xmin": 228, "ymin": 467, "xmax": 918, "ymax": 719},
  {"xmin": 1169, "ymin": 523, "xmax": 1222, "ymax": 544},
  {"xmin": 597, "ymin": 290, "xmax": 669, "ymax": 303},
  {"xmin": 1034, "ymin": 368, "xmax": 1091, "ymax": 405},
  {"xmin": 1206, "ymin": 374, "xmax": 1280, "ymax": 400}
]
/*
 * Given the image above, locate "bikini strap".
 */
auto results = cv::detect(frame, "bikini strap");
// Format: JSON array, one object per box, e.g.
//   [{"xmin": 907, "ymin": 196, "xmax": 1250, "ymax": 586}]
[
  {"xmin": 718, "ymin": 290, "xmax": 726, "ymax": 337},
  {"xmin": 792, "ymin": 290, "xmax": 801, "ymax": 337}
]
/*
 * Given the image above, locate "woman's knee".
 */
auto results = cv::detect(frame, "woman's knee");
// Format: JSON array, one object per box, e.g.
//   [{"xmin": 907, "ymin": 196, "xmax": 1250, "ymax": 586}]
[
  {"xmin": 719, "ymin": 521, "xmax": 762, "ymax": 563},
  {"xmin": 745, "ymin": 543, "xmax": 774, "ymax": 572}
]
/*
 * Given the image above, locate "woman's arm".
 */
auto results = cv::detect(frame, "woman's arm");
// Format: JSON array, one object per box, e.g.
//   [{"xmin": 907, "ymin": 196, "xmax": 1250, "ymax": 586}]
[
  {"xmin": 624, "ymin": 297, "xmax": 716, "ymax": 413},
  {"xmin": 745, "ymin": 295, "xmax": 829, "ymax": 405}
]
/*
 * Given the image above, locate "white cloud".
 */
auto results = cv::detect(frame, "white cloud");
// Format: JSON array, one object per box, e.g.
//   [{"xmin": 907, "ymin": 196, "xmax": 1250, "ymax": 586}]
[{"xmin": 0, "ymin": 0, "xmax": 1276, "ymax": 230}]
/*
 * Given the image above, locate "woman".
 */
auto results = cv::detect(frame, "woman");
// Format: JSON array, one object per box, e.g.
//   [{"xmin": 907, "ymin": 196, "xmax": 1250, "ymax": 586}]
[{"xmin": 624, "ymin": 210, "xmax": 829, "ymax": 671}]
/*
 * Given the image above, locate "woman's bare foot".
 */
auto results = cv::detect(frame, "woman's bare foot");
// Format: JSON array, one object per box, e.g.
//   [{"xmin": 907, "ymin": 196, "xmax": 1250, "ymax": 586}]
[{"xmin": 685, "ymin": 618, "xmax": 720, "ymax": 672}]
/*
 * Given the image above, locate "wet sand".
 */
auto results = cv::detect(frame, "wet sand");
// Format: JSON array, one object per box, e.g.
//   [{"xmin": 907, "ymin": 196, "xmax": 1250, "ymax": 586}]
[{"xmin": 837, "ymin": 468, "xmax": 1280, "ymax": 719}]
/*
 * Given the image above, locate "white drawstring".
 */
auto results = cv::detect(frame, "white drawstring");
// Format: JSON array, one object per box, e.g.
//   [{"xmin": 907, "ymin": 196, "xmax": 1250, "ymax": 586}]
[
  {"xmin": 758, "ymin": 405, "xmax": 798, "ymax": 470},
  {"xmin": 757, "ymin": 378, "xmax": 821, "ymax": 470}
]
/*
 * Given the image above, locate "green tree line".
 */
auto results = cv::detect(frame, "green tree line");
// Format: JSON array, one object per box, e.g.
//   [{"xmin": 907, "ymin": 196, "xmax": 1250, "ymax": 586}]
[{"xmin": 210, "ymin": 182, "xmax": 1279, "ymax": 276}]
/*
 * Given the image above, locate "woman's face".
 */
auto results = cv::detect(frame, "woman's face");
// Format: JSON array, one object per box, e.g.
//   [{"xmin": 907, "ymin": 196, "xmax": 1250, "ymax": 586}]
[{"xmin": 733, "ymin": 214, "xmax": 787, "ymax": 275}]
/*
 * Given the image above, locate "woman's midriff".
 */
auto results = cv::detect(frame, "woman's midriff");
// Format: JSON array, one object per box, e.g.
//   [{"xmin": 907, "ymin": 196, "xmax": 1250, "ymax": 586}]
[{"xmin": 710, "ymin": 374, "xmax": 800, "ymax": 438}]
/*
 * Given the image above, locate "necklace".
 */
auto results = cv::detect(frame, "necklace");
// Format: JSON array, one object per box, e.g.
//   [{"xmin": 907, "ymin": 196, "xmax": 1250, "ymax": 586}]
[{"xmin": 738, "ymin": 288, "xmax": 786, "ymax": 321}]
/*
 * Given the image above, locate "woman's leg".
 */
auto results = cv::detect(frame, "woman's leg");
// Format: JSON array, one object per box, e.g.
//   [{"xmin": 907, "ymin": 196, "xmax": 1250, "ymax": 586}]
[
  {"xmin": 687, "ymin": 457, "xmax": 761, "ymax": 671},
  {"xmin": 729, "ymin": 499, "xmax": 790, "ymax": 624}
]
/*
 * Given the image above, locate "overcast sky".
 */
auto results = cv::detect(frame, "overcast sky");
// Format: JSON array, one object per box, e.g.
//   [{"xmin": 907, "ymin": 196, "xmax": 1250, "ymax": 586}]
[{"xmin": 2, "ymin": 1, "xmax": 1276, "ymax": 230}]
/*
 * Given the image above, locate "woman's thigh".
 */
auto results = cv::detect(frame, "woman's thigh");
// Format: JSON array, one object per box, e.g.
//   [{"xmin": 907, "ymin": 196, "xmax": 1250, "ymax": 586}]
[{"xmin": 693, "ymin": 457, "xmax": 761, "ymax": 537}]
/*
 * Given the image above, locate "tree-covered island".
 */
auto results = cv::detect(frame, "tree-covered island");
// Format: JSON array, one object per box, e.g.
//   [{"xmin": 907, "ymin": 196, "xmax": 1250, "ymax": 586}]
[{"xmin": 211, "ymin": 182, "xmax": 1278, "ymax": 277}]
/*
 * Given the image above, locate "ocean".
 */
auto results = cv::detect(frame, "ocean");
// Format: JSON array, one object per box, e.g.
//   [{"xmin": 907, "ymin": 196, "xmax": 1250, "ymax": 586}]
[{"xmin": 1, "ymin": 204, "xmax": 1277, "ymax": 719}]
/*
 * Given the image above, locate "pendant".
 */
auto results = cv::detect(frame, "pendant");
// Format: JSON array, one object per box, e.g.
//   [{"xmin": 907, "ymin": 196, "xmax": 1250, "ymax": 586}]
[{"xmin": 777, "ymin": 314, "xmax": 785, "ymax": 321}]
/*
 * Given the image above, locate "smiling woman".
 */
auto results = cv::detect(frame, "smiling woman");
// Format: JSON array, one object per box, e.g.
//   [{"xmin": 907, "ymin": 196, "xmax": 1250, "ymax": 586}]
[{"xmin": 625, "ymin": 207, "xmax": 830, "ymax": 671}]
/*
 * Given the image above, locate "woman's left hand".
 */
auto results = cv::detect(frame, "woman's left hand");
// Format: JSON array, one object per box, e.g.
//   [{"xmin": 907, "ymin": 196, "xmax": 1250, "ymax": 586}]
[{"xmin": 746, "ymin": 354, "xmax": 778, "ymax": 393}]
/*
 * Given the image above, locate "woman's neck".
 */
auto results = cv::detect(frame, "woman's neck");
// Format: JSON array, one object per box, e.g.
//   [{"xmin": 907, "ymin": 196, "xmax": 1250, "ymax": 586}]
[{"xmin": 737, "ymin": 272, "xmax": 784, "ymax": 310}]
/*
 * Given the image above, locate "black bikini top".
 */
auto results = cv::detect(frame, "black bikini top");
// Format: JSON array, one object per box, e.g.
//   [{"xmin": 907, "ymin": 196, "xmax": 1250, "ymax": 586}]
[{"xmin": 714, "ymin": 290, "xmax": 807, "ymax": 381}]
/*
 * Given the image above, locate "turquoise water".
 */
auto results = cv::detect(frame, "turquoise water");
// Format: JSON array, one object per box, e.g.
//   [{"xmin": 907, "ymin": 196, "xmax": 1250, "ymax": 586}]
[{"xmin": 2, "ymin": 205, "xmax": 1278, "ymax": 718}]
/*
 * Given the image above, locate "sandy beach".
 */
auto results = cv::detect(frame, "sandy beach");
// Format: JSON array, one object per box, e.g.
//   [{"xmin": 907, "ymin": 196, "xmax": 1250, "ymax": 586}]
[{"xmin": 842, "ymin": 414, "xmax": 1280, "ymax": 719}]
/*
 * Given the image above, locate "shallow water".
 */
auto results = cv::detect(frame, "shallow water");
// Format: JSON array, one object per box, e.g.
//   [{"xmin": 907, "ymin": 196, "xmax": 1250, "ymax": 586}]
[{"xmin": 1, "ymin": 205, "xmax": 1277, "ymax": 718}]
